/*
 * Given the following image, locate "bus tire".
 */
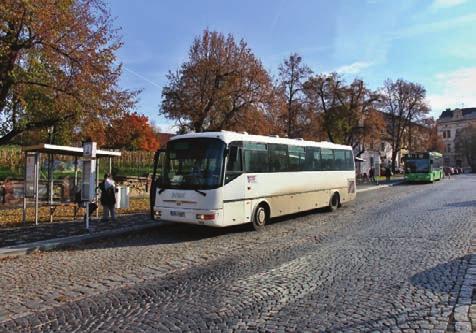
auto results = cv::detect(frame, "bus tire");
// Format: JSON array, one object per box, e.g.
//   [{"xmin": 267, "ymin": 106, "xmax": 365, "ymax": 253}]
[
  {"xmin": 328, "ymin": 193, "xmax": 340, "ymax": 212},
  {"xmin": 252, "ymin": 204, "xmax": 269, "ymax": 231}
]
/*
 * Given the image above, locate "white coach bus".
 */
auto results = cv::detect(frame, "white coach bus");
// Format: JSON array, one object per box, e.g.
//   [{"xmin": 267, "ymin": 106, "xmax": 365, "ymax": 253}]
[{"xmin": 150, "ymin": 131, "xmax": 356, "ymax": 230}]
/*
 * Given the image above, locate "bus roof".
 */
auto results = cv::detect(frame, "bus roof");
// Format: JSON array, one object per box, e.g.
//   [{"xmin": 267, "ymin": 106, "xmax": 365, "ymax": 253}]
[{"xmin": 168, "ymin": 131, "xmax": 352, "ymax": 150}]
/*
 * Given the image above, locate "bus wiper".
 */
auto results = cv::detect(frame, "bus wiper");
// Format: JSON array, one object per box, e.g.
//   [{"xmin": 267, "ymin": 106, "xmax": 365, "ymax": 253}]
[{"xmin": 194, "ymin": 189, "xmax": 207, "ymax": 196}]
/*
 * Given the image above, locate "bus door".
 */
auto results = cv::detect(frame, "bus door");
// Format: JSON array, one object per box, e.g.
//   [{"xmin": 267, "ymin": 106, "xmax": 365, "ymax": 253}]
[
  {"xmin": 150, "ymin": 149, "xmax": 165, "ymax": 219},
  {"xmin": 223, "ymin": 144, "xmax": 248, "ymax": 225}
]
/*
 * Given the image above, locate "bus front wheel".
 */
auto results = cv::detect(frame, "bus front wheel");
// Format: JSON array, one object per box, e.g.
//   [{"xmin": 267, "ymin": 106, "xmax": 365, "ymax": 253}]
[{"xmin": 252, "ymin": 204, "xmax": 269, "ymax": 231}]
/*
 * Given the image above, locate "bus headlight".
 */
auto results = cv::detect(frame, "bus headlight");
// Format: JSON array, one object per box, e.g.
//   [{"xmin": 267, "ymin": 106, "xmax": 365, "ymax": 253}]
[{"xmin": 196, "ymin": 213, "xmax": 215, "ymax": 221}]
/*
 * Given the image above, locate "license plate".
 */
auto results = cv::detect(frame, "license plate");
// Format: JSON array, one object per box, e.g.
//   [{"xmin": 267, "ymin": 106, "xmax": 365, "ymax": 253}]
[{"xmin": 170, "ymin": 211, "xmax": 185, "ymax": 217}]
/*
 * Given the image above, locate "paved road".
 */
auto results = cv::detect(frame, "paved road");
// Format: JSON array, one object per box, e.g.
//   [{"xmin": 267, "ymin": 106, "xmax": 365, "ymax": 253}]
[{"xmin": 0, "ymin": 175, "xmax": 474, "ymax": 332}]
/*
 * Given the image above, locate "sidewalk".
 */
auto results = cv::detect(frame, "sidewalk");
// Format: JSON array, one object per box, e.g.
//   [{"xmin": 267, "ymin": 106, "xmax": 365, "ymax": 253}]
[
  {"xmin": 356, "ymin": 178, "xmax": 404, "ymax": 193},
  {"xmin": 0, "ymin": 214, "xmax": 159, "ymax": 258}
]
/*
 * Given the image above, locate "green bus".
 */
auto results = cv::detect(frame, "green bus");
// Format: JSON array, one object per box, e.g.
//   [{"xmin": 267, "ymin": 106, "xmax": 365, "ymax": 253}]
[{"xmin": 404, "ymin": 152, "xmax": 443, "ymax": 183}]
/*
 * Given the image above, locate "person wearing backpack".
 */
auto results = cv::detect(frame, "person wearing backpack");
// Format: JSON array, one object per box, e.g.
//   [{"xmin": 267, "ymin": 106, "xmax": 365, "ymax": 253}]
[{"xmin": 98, "ymin": 173, "xmax": 116, "ymax": 222}]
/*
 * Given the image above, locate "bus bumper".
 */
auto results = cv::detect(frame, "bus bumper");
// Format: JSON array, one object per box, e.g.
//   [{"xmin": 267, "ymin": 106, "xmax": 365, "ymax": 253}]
[
  {"xmin": 405, "ymin": 174, "xmax": 432, "ymax": 181},
  {"xmin": 153, "ymin": 207, "xmax": 225, "ymax": 227}
]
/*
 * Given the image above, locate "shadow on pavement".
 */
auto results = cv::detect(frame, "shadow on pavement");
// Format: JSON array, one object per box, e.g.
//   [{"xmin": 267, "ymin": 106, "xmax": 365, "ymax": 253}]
[
  {"xmin": 409, "ymin": 256, "xmax": 468, "ymax": 293},
  {"xmin": 60, "ymin": 222, "xmax": 251, "ymax": 251},
  {"xmin": 428, "ymin": 200, "xmax": 476, "ymax": 212},
  {"xmin": 445, "ymin": 200, "xmax": 476, "ymax": 208},
  {"xmin": 58, "ymin": 207, "xmax": 334, "ymax": 252}
]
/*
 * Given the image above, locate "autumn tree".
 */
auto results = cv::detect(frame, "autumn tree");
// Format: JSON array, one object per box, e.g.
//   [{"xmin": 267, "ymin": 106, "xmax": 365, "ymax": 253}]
[
  {"xmin": 454, "ymin": 124, "xmax": 476, "ymax": 172},
  {"xmin": 303, "ymin": 73, "xmax": 383, "ymax": 155},
  {"xmin": 379, "ymin": 79, "xmax": 429, "ymax": 171},
  {"xmin": 0, "ymin": 0, "xmax": 138, "ymax": 145},
  {"xmin": 160, "ymin": 29, "xmax": 275, "ymax": 134},
  {"xmin": 418, "ymin": 118, "xmax": 444, "ymax": 153},
  {"xmin": 277, "ymin": 53, "xmax": 312, "ymax": 138},
  {"xmin": 106, "ymin": 112, "xmax": 160, "ymax": 152}
]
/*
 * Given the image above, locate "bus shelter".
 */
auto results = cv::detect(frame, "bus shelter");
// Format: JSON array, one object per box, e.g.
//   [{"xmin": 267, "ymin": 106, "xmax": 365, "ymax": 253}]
[
  {"xmin": 21, "ymin": 144, "xmax": 121, "ymax": 226},
  {"xmin": 354, "ymin": 156, "xmax": 365, "ymax": 180}
]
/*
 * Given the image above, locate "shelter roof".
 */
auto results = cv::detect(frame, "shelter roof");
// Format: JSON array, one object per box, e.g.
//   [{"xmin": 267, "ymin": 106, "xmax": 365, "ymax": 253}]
[{"xmin": 22, "ymin": 144, "xmax": 121, "ymax": 157}]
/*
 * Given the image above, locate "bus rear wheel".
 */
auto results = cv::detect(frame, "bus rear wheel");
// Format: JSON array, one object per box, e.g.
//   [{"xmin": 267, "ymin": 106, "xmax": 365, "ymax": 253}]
[
  {"xmin": 252, "ymin": 204, "xmax": 269, "ymax": 231},
  {"xmin": 328, "ymin": 193, "xmax": 340, "ymax": 212}
]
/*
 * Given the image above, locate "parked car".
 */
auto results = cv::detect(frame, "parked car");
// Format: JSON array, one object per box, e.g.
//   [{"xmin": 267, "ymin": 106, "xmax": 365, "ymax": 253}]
[{"xmin": 443, "ymin": 167, "xmax": 453, "ymax": 176}]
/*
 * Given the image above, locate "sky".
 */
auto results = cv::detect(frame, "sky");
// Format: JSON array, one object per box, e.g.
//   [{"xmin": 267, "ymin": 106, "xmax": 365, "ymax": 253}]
[{"xmin": 109, "ymin": 0, "xmax": 476, "ymax": 133}]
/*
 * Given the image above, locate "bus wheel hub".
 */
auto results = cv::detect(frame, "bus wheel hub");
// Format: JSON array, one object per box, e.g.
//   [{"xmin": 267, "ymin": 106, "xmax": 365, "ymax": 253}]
[{"xmin": 257, "ymin": 209, "xmax": 266, "ymax": 225}]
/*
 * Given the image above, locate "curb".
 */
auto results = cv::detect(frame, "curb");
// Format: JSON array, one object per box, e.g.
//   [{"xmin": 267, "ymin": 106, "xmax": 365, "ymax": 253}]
[
  {"xmin": 452, "ymin": 237, "xmax": 476, "ymax": 332},
  {"xmin": 0, "ymin": 221, "xmax": 163, "ymax": 259},
  {"xmin": 356, "ymin": 180, "xmax": 404, "ymax": 193}
]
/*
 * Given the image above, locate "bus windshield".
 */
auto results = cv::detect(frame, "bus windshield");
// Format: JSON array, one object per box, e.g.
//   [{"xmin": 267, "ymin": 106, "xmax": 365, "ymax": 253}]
[
  {"xmin": 406, "ymin": 159, "xmax": 429, "ymax": 173},
  {"xmin": 162, "ymin": 138, "xmax": 226, "ymax": 190}
]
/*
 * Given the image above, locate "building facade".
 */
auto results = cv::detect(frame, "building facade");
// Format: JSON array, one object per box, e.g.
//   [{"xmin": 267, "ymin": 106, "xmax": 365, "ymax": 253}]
[{"xmin": 437, "ymin": 108, "xmax": 476, "ymax": 168}]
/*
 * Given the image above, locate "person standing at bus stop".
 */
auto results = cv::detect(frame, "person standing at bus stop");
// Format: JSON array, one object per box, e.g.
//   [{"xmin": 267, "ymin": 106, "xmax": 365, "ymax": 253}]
[
  {"xmin": 98, "ymin": 173, "xmax": 116, "ymax": 222},
  {"xmin": 385, "ymin": 166, "xmax": 392, "ymax": 183},
  {"xmin": 369, "ymin": 167, "xmax": 377, "ymax": 184}
]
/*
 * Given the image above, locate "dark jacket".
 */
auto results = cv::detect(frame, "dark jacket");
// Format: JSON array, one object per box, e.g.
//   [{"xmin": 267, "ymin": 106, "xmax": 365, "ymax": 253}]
[
  {"xmin": 385, "ymin": 168, "xmax": 392, "ymax": 177},
  {"xmin": 99, "ymin": 181, "xmax": 116, "ymax": 206}
]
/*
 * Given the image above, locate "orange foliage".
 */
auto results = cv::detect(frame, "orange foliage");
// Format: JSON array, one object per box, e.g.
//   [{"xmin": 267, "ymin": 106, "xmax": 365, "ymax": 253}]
[
  {"xmin": 422, "ymin": 119, "xmax": 444, "ymax": 153},
  {"xmin": 81, "ymin": 119, "xmax": 107, "ymax": 146},
  {"xmin": 161, "ymin": 29, "xmax": 275, "ymax": 134},
  {"xmin": 106, "ymin": 113, "xmax": 160, "ymax": 151},
  {"xmin": 0, "ymin": 0, "xmax": 138, "ymax": 145}
]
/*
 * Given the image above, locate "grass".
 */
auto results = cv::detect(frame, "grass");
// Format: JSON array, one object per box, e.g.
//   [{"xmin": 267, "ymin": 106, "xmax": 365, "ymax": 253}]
[
  {"xmin": 0, "ymin": 167, "xmax": 22, "ymax": 180},
  {"xmin": 112, "ymin": 167, "xmax": 152, "ymax": 177}
]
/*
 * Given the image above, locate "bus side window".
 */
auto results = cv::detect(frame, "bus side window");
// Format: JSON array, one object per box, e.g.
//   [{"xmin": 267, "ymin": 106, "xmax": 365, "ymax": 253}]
[
  {"xmin": 226, "ymin": 146, "xmax": 242, "ymax": 172},
  {"xmin": 304, "ymin": 147, "xmax": 321, "ymax": 171},
  {"xmin": 244, "ymin": 147, "xmax": 269, "ymax": 173},
  {"xmin": 288, "ymin": 145, "xmax": 305, "ymax": 171},
  {"xmin": 344, "ymin": 150, "xmax": 354, "ymax": 170},
  {"xmin": 268, "ymin": 144, "xmax": 288, "ymax": 172},
  {"xmin": 333, "ymin": 150, "xmax": 346, "ymax": 170},
  {"xmin": 320, "ymin": 149, "xmax": 334, "ymax": 170},
  {"xmin": 225, "ymin": 146, "xmax": 243, "ymax": 184}
]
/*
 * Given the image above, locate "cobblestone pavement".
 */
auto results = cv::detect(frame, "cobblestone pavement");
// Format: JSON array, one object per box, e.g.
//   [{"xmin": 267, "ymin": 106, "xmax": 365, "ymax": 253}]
[
  {"xmin": 0, "ymin": 214, "xmax": 154, "ymax": 247},
  {"xmin": 356, "ymin": 177, "xmax": 403, "ymax": 191},
  {"xmin": 0, "ymin": 175, "xmax": 474, "ymax": 332}
]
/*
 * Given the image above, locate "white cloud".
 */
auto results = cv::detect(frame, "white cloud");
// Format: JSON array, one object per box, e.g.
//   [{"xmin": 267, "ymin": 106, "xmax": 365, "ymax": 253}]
[
  {"xmin": 153, "ymin": 122, "xmax": 178, "ymax": 134},
  {"xmin": 447, "ymin": 43, "xmax": 476, "ymax": 60},
  {"xmin": 335, "ymin": 61, "xmax": 374, "ymax": 74},
  {"xmin": 389, "ymin": 13, "xmax": 476, "ymax": 40},
  {"xmin": 431, "ymin": 0, "xmax": 467, "ymax": 9},
  {"xmin": 426, "ymin": 67, "xmax": 476, "ymax": 117}
]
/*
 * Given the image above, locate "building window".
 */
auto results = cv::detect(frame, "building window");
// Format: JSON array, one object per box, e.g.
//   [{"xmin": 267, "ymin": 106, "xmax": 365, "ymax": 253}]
[
  {"xmin": 447, "ymin": 144, "xmax": 451, "ymax": 153},
  {"xmin": 447, "ymin": 130, "xmax": 451, "ymax": 138},
  {"xmin": 443, "ymin": 131, "xmax": 446, "ymax": 138},
  {"xmin": 380, "ymin": 142, "xmax": 385, "ymax": 152}
]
